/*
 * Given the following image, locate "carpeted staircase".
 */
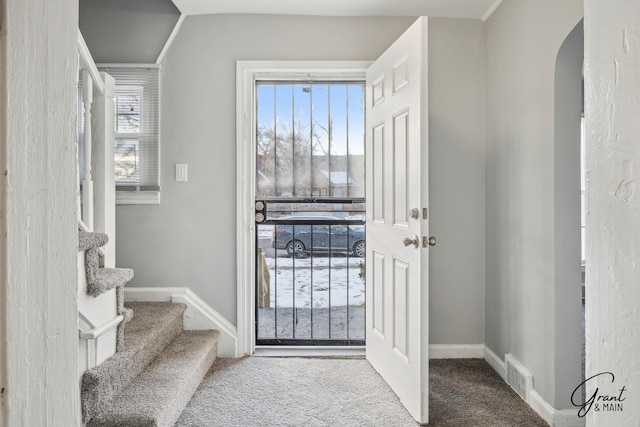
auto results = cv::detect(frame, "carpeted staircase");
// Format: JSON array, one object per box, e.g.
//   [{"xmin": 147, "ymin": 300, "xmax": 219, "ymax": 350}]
[
  {"xmin": 79, "ymin": 230, "xmax": 135, "ymax": 351},
  {"xmin": 79, "ymin": 231, "xmax": 220, "ymax": 426}
]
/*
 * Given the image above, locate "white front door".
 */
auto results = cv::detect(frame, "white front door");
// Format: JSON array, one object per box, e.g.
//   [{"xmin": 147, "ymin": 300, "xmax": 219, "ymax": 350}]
[{"xmin": 365, "ymin": 17, "xmax": 429, "ymax": 424}]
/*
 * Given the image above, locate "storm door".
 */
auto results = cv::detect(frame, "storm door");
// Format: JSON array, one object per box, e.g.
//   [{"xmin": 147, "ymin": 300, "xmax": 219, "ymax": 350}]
[{"xmin": 254, "ymin": 81, "xmax": 366, "ymax": 346}]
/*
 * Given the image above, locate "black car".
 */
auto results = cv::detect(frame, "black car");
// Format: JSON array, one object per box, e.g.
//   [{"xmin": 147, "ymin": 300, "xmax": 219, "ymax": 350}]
[{"xmin": 272, "ymin": 216, "xmax": 365, "ymax": 257}]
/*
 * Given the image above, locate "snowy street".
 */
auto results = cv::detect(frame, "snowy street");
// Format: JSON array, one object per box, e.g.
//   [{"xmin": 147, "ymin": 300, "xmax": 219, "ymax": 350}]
[{"xmin": 262, "ymin": 254, "xmax": 365, "ymax": 308}]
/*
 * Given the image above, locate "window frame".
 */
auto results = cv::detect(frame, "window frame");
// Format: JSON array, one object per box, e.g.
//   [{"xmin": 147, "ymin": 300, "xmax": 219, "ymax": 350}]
[{"xmin": 98, "ymin": 63, "xmax": 161, "ymax": 205}]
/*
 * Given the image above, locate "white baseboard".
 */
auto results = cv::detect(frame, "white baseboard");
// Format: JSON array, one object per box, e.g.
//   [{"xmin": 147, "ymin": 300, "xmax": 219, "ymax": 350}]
[
  {"xmin": 429, "ymin": 344, "xmax": 484, "ymax": 359},
  {"xmin": 484, "ymin": 347, "xmax": 584, "ymax": 427},
  {"xmin": 124, "ymin": 286, "xmax": 238, "ymax": 357},
  {"xmin": 529, "ymin": 390, "xmax": 555, "ymax": 425},
  {"xmin": 483, "ymin": 345, "xmax": 506, "ymax": 379},
  {"xmin": 529, "ymin": 390, "xmax": 584, "ymax": 427}
]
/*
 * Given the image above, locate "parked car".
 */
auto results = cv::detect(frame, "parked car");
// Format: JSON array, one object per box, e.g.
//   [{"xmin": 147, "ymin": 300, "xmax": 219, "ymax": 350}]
[{"xmin": 272, "ymin": 216, "xmax": 365, "ymax": 257}]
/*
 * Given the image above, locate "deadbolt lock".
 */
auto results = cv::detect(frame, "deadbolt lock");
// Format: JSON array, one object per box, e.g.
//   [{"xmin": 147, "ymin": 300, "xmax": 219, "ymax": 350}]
[{"xmin": 423, "ymin": 236, "xmax": 437, "ymax": 247}]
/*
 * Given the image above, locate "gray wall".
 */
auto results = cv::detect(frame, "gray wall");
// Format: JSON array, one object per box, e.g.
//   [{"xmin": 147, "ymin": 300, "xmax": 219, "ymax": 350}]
[
  {"xmin": 553, "ymin": 21, "xmax": 583, "ymax": 409},
  {"xmin": 116, "ymin": 14, "xmax": 416, "ymax": 324},
  {"xmin": 485, "ymin": 0, "xmax": 583, "ymax": 407},
  {"xmin": 115, "ymin": 14, "xmax": 488, "ymax": 347},
  {"xmin": 80, "ymin": 0, "xmax": 180, "ymax": 63},
  {"xmin": 428, "ymin": 19, "xmax": 486, "ymax": 345}
]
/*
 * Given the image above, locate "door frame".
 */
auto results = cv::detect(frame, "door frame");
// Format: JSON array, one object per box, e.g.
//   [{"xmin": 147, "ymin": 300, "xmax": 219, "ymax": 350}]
[{"xmin": 236, "ymin": 61, "xmax": 371, "ymax": 356}]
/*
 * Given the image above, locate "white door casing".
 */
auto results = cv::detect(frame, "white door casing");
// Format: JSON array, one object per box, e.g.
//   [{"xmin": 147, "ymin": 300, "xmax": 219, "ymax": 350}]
[
  {"xmin": 365, "ymin": 17, "xmax": 429, "ymax": 424},
  {"xmin": 236, "ymin": 61, "xmax": 370, "ymax": 356}
]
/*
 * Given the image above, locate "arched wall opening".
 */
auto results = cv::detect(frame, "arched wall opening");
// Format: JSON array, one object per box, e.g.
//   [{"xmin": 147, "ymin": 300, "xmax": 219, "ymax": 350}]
[{"xmin": 553, "ymin": 19, "xmax": 584, "ymax": 408}]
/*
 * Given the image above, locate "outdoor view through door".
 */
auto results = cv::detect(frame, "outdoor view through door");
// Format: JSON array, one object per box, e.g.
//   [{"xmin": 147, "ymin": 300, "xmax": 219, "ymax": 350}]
[{"xmin": 255, "ymin": 81, "xmax": 366, "ymax": 345}]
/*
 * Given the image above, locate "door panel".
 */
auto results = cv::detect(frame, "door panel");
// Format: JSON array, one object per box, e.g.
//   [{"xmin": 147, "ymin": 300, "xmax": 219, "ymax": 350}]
[
  {"xmin": 372, "ymin": 123, "xmax": 386, "ymax": 223},
  {"xmin": 365, "ymin": 17, "xmax": 429, "ymax": 424},
  {"xmin": 372, "ymin": 250, "xmax": 385, "ymax": 337},
  {"xmin": 393, "ymin": 110, "xmax": 410, "ymax": 227}
]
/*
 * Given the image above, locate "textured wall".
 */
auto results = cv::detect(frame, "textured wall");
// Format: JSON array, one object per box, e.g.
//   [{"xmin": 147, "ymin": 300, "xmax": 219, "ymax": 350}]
[
  {"xmin": 1, "ymin": 0, "xmax": 80, "ymax": 424},
  {"xmin": 585, "ymin": 0, "xmax": 640, "ymax": 424},
  {"xmin": 484, "ymin": 0, "xmax": 583, "ymax": 407}
]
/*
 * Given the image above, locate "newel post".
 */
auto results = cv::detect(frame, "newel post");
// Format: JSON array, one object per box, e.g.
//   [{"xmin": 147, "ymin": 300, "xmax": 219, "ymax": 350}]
[{"xmin": 91, "ymin": 72, "xmax": 117, "ymax": 267}]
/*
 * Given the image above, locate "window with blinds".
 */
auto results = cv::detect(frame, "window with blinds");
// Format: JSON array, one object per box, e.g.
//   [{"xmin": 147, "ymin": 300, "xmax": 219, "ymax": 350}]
[{"xmin": 99, "ymin": 65, "xmax": 161, "ymax": 192}]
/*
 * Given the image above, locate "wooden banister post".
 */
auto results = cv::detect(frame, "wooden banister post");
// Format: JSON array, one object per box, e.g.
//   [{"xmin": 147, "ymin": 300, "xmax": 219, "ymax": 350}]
[{"xmin": 92, "ymin": 72, "xmax": 117, "ymax": 267}]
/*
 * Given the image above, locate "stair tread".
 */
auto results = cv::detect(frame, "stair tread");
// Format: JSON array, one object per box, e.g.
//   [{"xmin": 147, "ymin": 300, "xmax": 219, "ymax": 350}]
[
  {"xmin": 82, "ymin": 302, "xmax": 187, "ymax": 422},
  {"xmin": 87, "ymin": 268, "xmax": 134, "ymax": 297},
  {"xmin": 88, "ymin": 330, "xmax": 220, "ymax": 427},
  {"xmin": 78, "ymin": 230, "xmax": 109, "ymax": 252}
]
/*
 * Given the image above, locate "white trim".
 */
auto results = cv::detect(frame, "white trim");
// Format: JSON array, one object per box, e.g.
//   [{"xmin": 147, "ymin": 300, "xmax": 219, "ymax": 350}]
[
  {"xmin": 484, "ymin": 345, "xmax": 584, "ymax": 427},
  {"xmin": 78, "ymin": 314, "xmax": 123, "ymax": 371},
  {"xmin": 481, "ymin": 0, "xmax": 504, "ymax": 22},
  {"xmin": 529, "ymin": 390, "xmax": 556, "ymax": 426},
  {"xmin": 429, "ymin": 344, "xmax": 484, "ymax": 359},
  {"xmin": 483, "ymin": 344, "xmax": 506, "ymax": 379},
  {"xmin": 78, "ymin": 29, "xmax": 105, "ymax": 95},
  {"xmin": 97, "ymin": 63, "xmax": 161, "ymax": 69},
  {"xmin": 236, "ymin": 61, "xmax": 370, "ymax": 357},
  {"xmin": 529, "ymin": 390, "xmax": 585, "ymax": 427},
  {"xmin": 124, "ymin": 286, "xmax": 238, "ymax": 357},
  {"xmin": 116, "ymin": 191, "xmax": 161, "ymax": 205},
  {"xmin": 254, "ymin": 346, "xmax": 365, "ymax": 358},
  {"xmin": 79, "ymin": 315, "xmax": 123, "ymax": 340},
  {"xmin": 156, "ymin": 15, "xmax": 185, "ymax": 64}
]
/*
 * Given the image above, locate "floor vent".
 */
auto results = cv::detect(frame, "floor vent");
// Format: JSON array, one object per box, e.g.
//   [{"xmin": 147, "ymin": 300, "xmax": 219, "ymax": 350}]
[{"xmin": 505, "ymin": 353, "xmax": 533, "ymax": 401}]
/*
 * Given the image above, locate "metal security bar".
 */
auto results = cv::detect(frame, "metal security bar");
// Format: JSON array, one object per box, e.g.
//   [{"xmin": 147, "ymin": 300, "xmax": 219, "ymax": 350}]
[{"xmin": 255, "ymin": 200, "xmax": 365, "ymax": 346}]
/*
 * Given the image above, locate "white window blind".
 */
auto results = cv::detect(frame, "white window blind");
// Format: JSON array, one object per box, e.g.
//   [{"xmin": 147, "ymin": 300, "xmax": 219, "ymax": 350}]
[{"xmin": 99, "ymin": 65, "xmax": 161, "ymax": 192}]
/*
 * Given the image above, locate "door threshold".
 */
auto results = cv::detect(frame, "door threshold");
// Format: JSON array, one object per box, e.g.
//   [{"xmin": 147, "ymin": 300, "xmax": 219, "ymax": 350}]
[{"xmin": 254, "ymin": 346, "xmax": 365, "ymax": 358}]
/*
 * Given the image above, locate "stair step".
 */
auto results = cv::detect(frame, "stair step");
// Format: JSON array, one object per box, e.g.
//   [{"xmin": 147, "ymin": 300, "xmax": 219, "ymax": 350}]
[
  {"xmin": 87, "ymin": 330, "xmax": 220, "ymax": 427},
  {"xmin": 82, "ymin": 302, "xmax": 187, "ymax": 422},
  {"xmin": 86, "ymin": 267, "xmax": 134, "ymax": 297},
  {"xmin": 78, "ymin": 230, "xmax": 109, "ymax": 252}
]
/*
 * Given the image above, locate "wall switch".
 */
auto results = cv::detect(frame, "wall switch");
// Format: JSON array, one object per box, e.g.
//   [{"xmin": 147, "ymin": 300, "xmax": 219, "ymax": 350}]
[{"xmin": 176, "ymin": 164, "xmax": 188, "ymax": 182}]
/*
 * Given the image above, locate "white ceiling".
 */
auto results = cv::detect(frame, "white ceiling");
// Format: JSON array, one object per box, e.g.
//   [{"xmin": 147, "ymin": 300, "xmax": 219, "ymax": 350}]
[{"xmin": 170, "ymin": 0, "xmax": 503, "ymax": 21}]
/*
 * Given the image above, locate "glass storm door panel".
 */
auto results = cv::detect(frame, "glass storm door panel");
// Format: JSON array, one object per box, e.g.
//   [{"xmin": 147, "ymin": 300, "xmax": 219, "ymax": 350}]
[{"xmin": 255, "ymin": 81, "xmax": 366, "ymax": 346}]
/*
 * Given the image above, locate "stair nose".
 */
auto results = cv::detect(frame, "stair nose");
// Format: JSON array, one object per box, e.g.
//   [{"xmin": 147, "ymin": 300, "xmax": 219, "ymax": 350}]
[
  {"xmin": 82, "ymin": 302, "xmax": 187, "ymax": 422},
  {"xmin": 78, "ymin": 230, "xmax": 109, "ymax": 252},
  {"xmin": 86, "ymin": 267, "xmax": 134, "ymax": 298},
  {"xmin": 87, "ymin": 330, "xmax": 220, "ymax": 427}
]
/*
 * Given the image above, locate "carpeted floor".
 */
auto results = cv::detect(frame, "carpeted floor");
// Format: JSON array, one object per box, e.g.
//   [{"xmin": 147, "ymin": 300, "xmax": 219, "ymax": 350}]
[
  {"xmin": 429, "ymin": 359, "xmax": 548, "ymax": 426},
  {"xmin": 176, "ymin": 357, "xmax": 548, "ymax": 426}
]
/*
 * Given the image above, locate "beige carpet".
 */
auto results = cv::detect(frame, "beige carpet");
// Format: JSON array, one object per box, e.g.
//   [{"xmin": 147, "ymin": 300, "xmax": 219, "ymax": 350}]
[{"xmin": 176, "ymin": 357, "xmax": 549, "ymax": 426}]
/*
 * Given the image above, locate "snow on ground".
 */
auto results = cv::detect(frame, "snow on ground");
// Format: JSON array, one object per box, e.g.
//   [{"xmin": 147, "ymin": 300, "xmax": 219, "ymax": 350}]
[{"xmin": 262, "ymin": 254, "xmax": 365, "ymax": 308}]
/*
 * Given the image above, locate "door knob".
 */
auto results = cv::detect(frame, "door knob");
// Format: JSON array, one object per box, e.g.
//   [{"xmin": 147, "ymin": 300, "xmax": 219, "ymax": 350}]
[
  {"xmin": 403, "ymin": 235, "xmax": 419, "ymax": 248},
  {"xmin": 427, "ymin": 236, "xmax": 436, "ymax": 246},
  {"xmin": 409, "ymin": 208, "xmax": 419, "ymax": 219}
]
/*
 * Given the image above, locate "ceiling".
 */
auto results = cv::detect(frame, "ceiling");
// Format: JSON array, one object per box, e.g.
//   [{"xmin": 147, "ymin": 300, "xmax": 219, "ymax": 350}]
[{"xmin": 170, "ymin": 0, "xmax": 503, "ymax": 20}]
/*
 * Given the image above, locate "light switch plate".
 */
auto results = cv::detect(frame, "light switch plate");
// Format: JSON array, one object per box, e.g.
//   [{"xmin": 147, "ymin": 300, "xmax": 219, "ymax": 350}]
[{"xmin": 176, "ymin": 164, "xmax": 188, "ymax": 182}]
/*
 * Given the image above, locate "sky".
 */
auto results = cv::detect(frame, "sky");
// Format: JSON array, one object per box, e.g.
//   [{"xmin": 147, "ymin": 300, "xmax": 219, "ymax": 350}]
[{"xmin": 256, "ymin": 82, "xmax": 365, "ymax": 156}]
